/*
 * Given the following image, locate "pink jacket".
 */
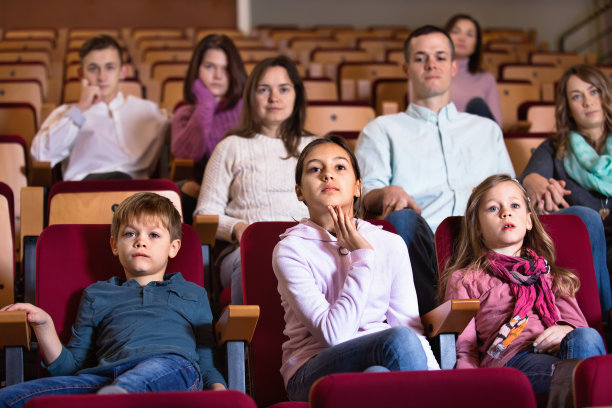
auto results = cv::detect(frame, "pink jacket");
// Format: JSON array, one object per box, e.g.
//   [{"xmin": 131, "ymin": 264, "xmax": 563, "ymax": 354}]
[
  {"xmin": 273, "ymin": 219, "xmax": 439, "ymax": 387},
  {"xmin": 445, "ymin": 267, "xmax": 587, "ymax": 368}
]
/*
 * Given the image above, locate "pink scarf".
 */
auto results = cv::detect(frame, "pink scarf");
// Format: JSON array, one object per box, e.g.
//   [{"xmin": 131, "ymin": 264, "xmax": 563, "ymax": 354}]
[{"xmin": 485, "ymin": 249, "xmax": 559, "ymax": 358}]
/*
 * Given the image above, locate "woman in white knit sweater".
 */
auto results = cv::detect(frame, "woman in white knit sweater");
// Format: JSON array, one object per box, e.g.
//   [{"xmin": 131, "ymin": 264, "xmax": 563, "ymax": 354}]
[{"xmin": 194, "ymin": 55, "xmax": 317, "ymax": 304}]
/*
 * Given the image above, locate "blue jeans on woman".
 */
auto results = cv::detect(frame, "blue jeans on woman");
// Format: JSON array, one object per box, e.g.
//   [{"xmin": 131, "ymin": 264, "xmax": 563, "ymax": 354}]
[
  {"xmin": 505, "ymin": 327, "xmax": 605, "ymax": 395},
  {"xmin": 286, "ymin": 327, "xmax": 428, "ymax": 401},
  {"xmin": 0, "ymin": 354, "xmax": 200, "ymax": 408},
  {"xmin": 556, "ymin": 206, "xmax": 612, "ymax": 318}
]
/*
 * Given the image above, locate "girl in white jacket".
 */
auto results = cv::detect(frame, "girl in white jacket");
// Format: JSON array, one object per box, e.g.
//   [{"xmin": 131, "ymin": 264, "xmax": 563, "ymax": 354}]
[{"xmin": 273, "ymin": 135, "xmax": 439, "ymax": 401}]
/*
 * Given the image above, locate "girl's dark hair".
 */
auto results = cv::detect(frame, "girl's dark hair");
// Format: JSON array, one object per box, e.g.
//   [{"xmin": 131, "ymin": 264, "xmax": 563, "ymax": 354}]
[
  {"xmin": 295, "ymin": 134, "xmax": 363, "ymax": 211},
  {"xmin": 183, "ymin": 34, "xmax": 246, "ymax": 110},
  {"xmin": 229, "ymin": 55, "xmax": 311, "ymax": 158},
  {"xmin": 295, "ymin": 134, "xmax": 360, "ymax": 185},
  {"xmin": 444, "ymin": 14, "xmax": 483, "ymax": 74},
  {"xmin": 553, "ymin": 64, "xmax": 612, "ymax": 159}
]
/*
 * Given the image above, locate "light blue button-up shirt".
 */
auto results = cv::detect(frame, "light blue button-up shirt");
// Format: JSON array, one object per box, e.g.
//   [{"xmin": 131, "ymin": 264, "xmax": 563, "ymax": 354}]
[{"xmin": 356, "ymin": 102, "xmax": 515, "ymax": 231}]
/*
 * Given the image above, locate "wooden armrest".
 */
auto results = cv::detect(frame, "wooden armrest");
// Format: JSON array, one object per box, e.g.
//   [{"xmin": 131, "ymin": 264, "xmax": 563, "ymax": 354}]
[
  {"xmin": 215, "ymin": 305, "xmax": 260, "ymax": 345},
  {"xmin": 20, "ymin": 186, "xmax": 44, "ymax": 262},
  {"xmin": 0, "ymin": 311, "xmax": 30, "ymax": 350},
  {"xmin": 169, "ymin": 158, "xmax": 194, "ymax": 181},
  {"xmin": 28, "ymin": 161, "xmax": 52, "ymax": 187},
  {"xmin": 193, "ymin": 214, "xmax": 219, "ymax": 247},
  {"xmin": 421, "ymin": 299, "xmax": 479, "ymax": 338}
]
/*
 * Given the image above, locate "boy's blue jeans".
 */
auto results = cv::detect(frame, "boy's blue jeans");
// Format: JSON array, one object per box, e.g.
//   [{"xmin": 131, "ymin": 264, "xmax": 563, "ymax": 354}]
[
  {"xmin": 505, "ymin": 327, "xmax": 605, "ymax": 395},
  {"xmin": 286, "ymin": 327, "xmax": 428, "ymax": 401},
  {"xmin": 0, "ymin": 354, "xmax": 199, "ymax": 408}
]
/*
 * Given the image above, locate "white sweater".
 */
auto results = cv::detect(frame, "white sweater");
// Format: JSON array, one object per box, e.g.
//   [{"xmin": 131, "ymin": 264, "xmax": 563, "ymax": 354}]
[
  {"xmin": 273, "ymin": 219, "xmax": 440, "ymax": 387},
  {"xmin": 195, "ymin": 134, "xmax": 316, "ymax": 242}
]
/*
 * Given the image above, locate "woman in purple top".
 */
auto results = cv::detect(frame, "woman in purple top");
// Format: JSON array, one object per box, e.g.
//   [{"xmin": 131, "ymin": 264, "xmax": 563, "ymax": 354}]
[
  {"xmin": 171, "ymin": 34, "xmax": 246, "ymax": 222},
  {"xmin": 445, "ymin": 14, "xmax": 503, "ymax": 126}
]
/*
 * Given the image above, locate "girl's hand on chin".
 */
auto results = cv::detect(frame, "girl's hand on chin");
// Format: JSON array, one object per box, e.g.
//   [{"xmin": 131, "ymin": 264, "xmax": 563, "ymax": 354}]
[{"xmin": 328, "ymin": 205, "xmax": 373, "ymax": 252}]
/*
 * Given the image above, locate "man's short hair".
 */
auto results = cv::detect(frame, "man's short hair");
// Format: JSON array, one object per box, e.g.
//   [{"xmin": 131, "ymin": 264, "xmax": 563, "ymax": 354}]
[
  {"xmin": 403, "ymin": 25, "xmax": 455, "ymax": 62},
  {"xmin": 111, "ymin": 192, "xmax": 182, "ymax": 241},
  {"xmin": 79, "ymin": 34, "xmax": 123, "ymax": 64}
]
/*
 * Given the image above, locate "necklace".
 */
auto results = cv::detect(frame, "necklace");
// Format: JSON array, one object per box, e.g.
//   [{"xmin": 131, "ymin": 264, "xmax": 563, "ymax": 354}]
[{"xmin": 601, "ymin": 198, "xmax": 609, "ymax": 221}]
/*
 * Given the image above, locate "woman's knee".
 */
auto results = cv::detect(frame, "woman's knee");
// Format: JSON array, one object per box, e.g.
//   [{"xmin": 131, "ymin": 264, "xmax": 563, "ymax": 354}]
[{"xmin": 561, "ymin": 327, "xmax": 606, "ymax": 358}]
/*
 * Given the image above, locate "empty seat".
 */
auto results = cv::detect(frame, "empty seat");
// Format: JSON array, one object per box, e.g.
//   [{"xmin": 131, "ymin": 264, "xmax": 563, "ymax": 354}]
[
  {"xmin": 497, "ymin": 80, "xmax": 540, "ymax": 132},
  {"xmin": 305, "ymin": 102, "xmax": 376, "ymax": 136},
  {"xmin": 517, "ymin": 101, "xmax": 556, "ymax": 133},
  {"xmin": 338, "ymin": 62, "xmax": 404, "ymax": 102},
  {"xmin": 309, "ymin": 48, "xmax": 372, "ymax": 80},
  {"xmin": 160, "ymin": 77, "xmax": 184, "ymax": 110},
  {"xmin": 0, "ymin": 181, "xmax": 14, "ymax": 306},
  {"xmin": 0, "ymin": 79, "xmax": 43, "ymax": 126},
  {"xmin": 372, "ymin": 77, "xmax": 408, "ymax": 115},
  {"xmin": 303, "ymin": 78, "xmax": 338, "ymax": 101},
  {"xmin": 529, "ymin": 52, "xmax": 584, "ymax": 70},
  {"xmin": 503, "ymin": 132, "xmax": 550, "ymax": 175},
  {"xmin": 0, "ymin": 103, "xmax": 38, "ymax": 147},
  {"xmin": 574, "ymin": 355, "xmax": 612, "ymax": 408}
]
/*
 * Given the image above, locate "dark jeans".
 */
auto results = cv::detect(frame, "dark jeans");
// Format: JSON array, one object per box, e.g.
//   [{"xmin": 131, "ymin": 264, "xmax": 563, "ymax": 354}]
[
  {"xmin": 0, "ymin": 354, "xmax": 199, "ymax": 408},
  {"xmin": 287, "ymin": 327, "xmax": 428, "ymax": 401},
  {"xmin": 385, "ymin": 209, "xmax": 438, "ymax": 314},
  {"xmin": 505, "ymin": 327, "xmax": 605, "ymax": 395}
]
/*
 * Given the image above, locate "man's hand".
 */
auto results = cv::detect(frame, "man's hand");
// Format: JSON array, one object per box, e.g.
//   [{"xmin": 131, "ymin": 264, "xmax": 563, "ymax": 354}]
[
  {"xmin": 380, "ymin": 186, "xmax": 421, "ymax": 218},
  {"xmin": 76, "ymin": 78, "xmax": 101, "ymax": 112}
]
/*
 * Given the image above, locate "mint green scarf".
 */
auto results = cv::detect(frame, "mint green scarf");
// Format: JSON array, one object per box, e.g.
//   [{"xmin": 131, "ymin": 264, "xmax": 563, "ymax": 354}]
[{"xmin": 563, "ymin": 131, "xmax": 612, "ymax": 196}]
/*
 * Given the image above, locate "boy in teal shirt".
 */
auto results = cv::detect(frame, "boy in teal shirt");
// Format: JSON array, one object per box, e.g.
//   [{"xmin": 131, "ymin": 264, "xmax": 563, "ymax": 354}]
[{"xmin": 0, "ymin": 192, "xmax": 225, "ymax": 407}]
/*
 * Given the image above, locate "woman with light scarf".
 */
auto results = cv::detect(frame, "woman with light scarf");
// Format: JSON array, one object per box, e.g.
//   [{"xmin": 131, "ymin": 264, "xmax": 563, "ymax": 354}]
[{"xmin": 520, "ymin": 64, "xmax": 612, "ymax": 318}]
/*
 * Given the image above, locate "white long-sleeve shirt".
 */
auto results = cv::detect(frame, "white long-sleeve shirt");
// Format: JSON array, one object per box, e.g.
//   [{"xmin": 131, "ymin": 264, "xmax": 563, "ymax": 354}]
[
  {"xmin": 31, "ymin": 92, "xmax": 169, "ymax": 181},
  {"xmin": 194, "ymin": 134, "xmax": 316, "ymax": 242},
  {"xmin": 273, "ymin": 219, "xmax": 439, "ymax": 387}
]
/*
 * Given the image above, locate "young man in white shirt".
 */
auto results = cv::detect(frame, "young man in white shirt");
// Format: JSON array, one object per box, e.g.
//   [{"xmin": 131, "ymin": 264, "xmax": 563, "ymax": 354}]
[
  {"xmin": 355, "ymin": 25, "xmax": 514, "ymax": 314},
  {"xmin": 31, "ymin": 35, "xmax": 169, "ymax": 181}
]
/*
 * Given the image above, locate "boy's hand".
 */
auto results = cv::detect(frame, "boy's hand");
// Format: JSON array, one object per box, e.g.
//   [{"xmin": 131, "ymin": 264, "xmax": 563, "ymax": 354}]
[
  {"xmin": 76, "ymin": 78, "xmax": 101, "ymax": 112},
  {"xmin": 209, "ymin": 383, "xmax": 226, "ymax": 391},
  {"xmin": 533, "ymin": 325, "xmax": 573, "ymax": 354},
  {"xmin": 1, "ymin": 303, "xmax": 63, "ymax": 365},
  {"xmin": 328, "ymin": 205, "xmax": 373, "ymax": 252},
  {"xmin": 1, "ymin": 303, "xmax": 52, "ymax": 327}
]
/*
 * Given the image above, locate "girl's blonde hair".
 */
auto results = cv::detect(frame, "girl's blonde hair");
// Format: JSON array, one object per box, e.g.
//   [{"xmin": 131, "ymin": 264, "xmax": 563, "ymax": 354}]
[{"xmin": 438, "ymin": 174, "xmax": 580, "ymax": 300}]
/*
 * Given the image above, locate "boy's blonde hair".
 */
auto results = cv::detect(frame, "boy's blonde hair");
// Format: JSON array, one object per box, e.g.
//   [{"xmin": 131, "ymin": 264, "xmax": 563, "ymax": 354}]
[
  {"xmin": 438, "ymin": 174, "xmax": 580, "ymax": 300},
  {"xmin": 111, "ymin": 192, "xmax": 182, "ymax": 241}
]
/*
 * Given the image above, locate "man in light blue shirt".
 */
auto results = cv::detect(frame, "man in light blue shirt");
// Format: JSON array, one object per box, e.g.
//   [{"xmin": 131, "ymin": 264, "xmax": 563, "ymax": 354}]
[{"xmin": 355, "ymin": 25, "xmax": 514, "ymax": 314}]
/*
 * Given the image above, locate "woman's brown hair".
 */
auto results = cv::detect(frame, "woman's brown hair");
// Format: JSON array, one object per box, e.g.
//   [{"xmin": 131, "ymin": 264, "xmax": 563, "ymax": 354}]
[
  {"xmin": 444, "ymin": 14, "xmax": 483, "ymax": 74},
  {"xmin": 554, "ymin": 64, "xmax": 612, "ymax": 159},
  {"xmin": 438, "ymin": 174, "xmax": 580, "ymax": 300},
  {"xmin": 229, "ymin": 55, "xmax": 311, "ymax": 158},
  {"xmin": 183, "ymin": 34, "xmax": 246, "ymax": 110}
]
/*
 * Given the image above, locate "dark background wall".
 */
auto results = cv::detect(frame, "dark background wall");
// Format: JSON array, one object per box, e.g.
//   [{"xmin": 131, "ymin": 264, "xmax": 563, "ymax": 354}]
[{"xmin": 0, "ymin": 0, "xmax": 236, "ymax": 29}]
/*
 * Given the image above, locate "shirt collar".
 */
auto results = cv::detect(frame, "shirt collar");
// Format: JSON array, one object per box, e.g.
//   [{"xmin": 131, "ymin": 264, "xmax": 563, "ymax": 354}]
[
  {"xmin": 107, "ymin": 92, "xmax": 125, "ymax": 111},
  {"xmin": 406, "ymin": 101, "xmax": 458, "ymax": 124},
  {"xmin": 109, "ymin": 272, "xmax": 183, "ymax": 288}
]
